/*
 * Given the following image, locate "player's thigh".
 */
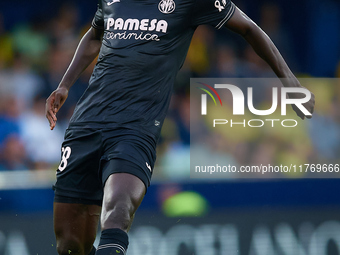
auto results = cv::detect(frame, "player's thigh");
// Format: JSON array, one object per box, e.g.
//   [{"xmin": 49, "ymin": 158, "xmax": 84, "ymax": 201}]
[
  {"xmin": 54, "ymin": 128, "xmax": 104, "ymax": 201},
  {"xmin": 101, "ymin": 129, "xmax": 157, "ymax": 188},
  {"xmin": 100, "ymin": 131, "xmax": 156, "ymax": 230},
  {"xmin": 54, "ymin": 202, "xmax": 101, "ymax": 252},
  {"xmin": 101, "ymin": 172, "xmax": 146, "ymax": 230}
]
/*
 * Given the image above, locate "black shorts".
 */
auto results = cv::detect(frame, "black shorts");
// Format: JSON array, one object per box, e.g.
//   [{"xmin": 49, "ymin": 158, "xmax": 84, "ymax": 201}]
[{"xmin": 53, "ymin": 127, "xmax": 156, "ymax": 205}]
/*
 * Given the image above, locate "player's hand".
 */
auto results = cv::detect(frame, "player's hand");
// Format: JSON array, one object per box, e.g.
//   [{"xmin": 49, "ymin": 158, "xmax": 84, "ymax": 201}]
[
  {"xmin": 289, "ymin": 88, "xmax": 315, "ymax": 120},
  {"xmin": 45, "ymin": 87, "xmax": 69, "ymax": 130}
]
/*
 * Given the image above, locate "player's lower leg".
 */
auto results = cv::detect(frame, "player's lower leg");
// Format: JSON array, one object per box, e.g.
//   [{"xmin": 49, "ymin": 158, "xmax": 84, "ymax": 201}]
[
  {"xmin": 95, "ymin": 173, "xmax": 145, "ymax": 255},
  {"xmin": 96, "ymin": 228, "xmax": 129, "ymax": 254},
  {"xmin": 54, "ymin": 202, "xmax": 101, "ymax": 255}
]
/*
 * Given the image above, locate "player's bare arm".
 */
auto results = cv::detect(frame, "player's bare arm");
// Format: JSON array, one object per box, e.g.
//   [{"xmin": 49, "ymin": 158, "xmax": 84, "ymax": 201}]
[
  {"xmin": 45, "ymin": 27, "xmax": 103, "ymax": 130},
  {"xmin": 225, "ymin": 7, "xmax": 315, "ymax": 119}
]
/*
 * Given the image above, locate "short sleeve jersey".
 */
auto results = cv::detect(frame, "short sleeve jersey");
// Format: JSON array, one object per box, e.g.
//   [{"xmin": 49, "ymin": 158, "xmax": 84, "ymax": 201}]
[{"xmin": 70, "ymin": 0, "xmax": 235, "ymax": 141}]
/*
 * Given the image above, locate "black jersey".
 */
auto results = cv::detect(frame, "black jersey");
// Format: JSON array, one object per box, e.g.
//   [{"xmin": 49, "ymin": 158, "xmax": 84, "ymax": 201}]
[{"xmin": 70, "ymin": 0, "xmax": 235, "ymax": 140}]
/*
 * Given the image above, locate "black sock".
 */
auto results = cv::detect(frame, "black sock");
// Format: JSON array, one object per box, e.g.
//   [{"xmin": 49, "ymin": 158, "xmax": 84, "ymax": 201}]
[
  {"xmin": 89, "ymin": 246, "xmax": 96, "ymax": 255},
  {"xmin": 95, "ymin": 228, "xmax": 129, "ymax": 255}
]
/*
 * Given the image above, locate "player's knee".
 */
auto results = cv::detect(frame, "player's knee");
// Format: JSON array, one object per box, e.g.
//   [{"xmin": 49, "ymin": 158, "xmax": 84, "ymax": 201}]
[
  {"xmin": 56, "ymin": 236, "xmax": 84, "ymax": 255},
  {"xmin": 101, "ymin": 200, "xmax": 133, "ymax": 231}
]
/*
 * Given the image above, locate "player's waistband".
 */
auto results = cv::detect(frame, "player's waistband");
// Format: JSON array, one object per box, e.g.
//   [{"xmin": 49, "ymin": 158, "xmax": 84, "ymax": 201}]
[{"xmin": 67, "ymin": 121, "xmax": 158, "ymax": 141}]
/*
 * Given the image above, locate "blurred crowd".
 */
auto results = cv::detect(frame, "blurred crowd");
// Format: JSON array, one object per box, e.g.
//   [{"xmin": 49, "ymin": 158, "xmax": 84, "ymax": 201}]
[
  {"xmin": 0, "ymin": 0, "xmax": 339, "ymax": 180},
  {"xmin": 0, "ymin": 3, "xmax": 94, "ymax": 171}
]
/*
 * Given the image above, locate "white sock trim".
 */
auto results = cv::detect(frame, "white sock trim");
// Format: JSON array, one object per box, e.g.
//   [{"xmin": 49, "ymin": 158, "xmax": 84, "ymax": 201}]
[{"xmin": 97, "ymin": 243, "xmax": 126, "ymax": 254}]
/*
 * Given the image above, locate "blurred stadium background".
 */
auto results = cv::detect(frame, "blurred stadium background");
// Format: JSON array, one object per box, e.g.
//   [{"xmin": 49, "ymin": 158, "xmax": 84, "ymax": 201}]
[{"xmin": 0, "ymin": 0, "xmax": 340, "ymax": 254}]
